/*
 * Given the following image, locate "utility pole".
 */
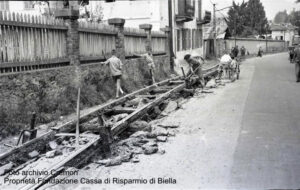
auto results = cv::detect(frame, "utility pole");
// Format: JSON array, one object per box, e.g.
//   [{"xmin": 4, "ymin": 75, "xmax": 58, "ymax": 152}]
[
  {"xmin": 213, "ymin": 3, "xmax": 217, "ymax": 57},
  {"xmin": 234, "ymin": 13, "xmax": 237, "ymax": 47},
  {"xmin": 284, "ymin": 30, "xmax": 286, "ymax": 50},
  {"xmin": 266, "ymin": 30, "xmax": 268, "ymax": 53},
  {"xmin": 168, "ymin": 0, "xmax": 174, "ymax": 71}
]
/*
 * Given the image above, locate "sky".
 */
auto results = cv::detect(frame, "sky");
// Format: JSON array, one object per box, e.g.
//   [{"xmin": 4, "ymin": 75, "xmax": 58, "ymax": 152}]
[{"xmin": 202, "ymin": 0, "xmax": 300, "ymax": 20}]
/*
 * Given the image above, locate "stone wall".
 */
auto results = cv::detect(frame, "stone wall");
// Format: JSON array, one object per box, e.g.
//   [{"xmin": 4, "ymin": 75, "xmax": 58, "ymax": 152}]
[{"xmin": 0, "ymin": 55, "xmax": 171, "ymax": 138}]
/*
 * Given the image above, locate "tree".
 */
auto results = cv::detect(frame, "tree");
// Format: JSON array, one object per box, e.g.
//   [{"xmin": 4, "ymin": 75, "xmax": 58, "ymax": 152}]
[
  {"xmin": 289, "ymin": 10, "xmax": 300, "ymax": 34},
  {"xmin": 245, "ymin": 0, "xmax": 269, "ymax": 35},
  {"xmin": 227, "ymin": 0, "xmax": 269, "ymax": 37},
  {"xmin": 227, "ymin": 1, "xmax": 248, "ymax": 37},
  {"xmin": 33, "ymin": 1, "xmax": 51, "ymax": 16},
  {"xmin": 274, "ymin": 10, "xmax": 289, "ymax": 23},
  {"xmin": 88, "ymin": 3, "xmax": 104, "ymax": 22}
]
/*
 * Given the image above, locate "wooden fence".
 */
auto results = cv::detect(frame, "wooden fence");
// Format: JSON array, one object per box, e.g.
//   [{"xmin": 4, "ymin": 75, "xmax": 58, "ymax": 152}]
[
  {"xmin": 79, "ymin": 21, "xmax": 117, "ymax": 61},
  {"xmin": 0, "ymin": 12, "xmax": 168, "ymax": 71},
  {"xmin": 0, "ymin": 11, "xmax": 68, "ymax": 68},
  {"xmin": 152, "ymin": 31, "xmax": 167, "ymax": 54},
  {"xmin": 124, "ymin": 27, "xmax": 147, "ymax": 56}
]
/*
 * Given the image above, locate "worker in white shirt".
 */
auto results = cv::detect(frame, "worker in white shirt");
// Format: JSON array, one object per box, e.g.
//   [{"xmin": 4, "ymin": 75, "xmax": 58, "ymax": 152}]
[
  {"xmin": 134, "ymin": 52, "xmax": 156, "ymax": 85},
  {"xmin": 101, "ymin": 50, "xmax": 124, "ymax": 98},
  {"xmin": 219, "ymin": 53, "xmax": 233, "ymax": 79}
]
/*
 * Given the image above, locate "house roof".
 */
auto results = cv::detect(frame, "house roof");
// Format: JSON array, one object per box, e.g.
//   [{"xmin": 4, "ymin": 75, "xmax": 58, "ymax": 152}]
[
  {"xmin": 203, "ymin": 18, "xmax": 228, "ymax": 40},
  {"xmin": 270, "ymin": 24, "xmax": 298, "ymax": 31}
]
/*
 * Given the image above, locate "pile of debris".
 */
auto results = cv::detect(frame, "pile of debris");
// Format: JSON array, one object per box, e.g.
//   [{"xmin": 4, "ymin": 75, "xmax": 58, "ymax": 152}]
[
  {"xmin": 94, "ymin": 120, "xmax": 179, "ymax": 167},
  {"xmin": 0, "ymin": 135, "xmax": 94, "ymax": 176}
]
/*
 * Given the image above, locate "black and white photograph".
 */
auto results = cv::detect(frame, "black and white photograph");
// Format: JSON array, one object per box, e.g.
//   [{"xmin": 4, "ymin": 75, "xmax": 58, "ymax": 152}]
[{"xmin": 0, "ymin": 0, "xmax": 299, "ymax": 189}]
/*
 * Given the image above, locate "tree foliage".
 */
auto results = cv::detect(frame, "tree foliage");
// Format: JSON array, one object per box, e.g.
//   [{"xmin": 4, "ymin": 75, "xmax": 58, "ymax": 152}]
[
  {"xmin": 272, "ymin": 9, "xmax": 300, "ymax": 35},
  {"xmin": 227, "ymin": 1, "xmax": 248, "ymax": 36},
  {"xmin": 227, "ymin": 0, "xmax": 269, "ymax": 37},
  {"xmin": 274, "ymin": 10, "xmax": 289, "ymax": 23},
  {"xmin": 289, "ymin": 10, "xmax": 300, "ymax": 34}
]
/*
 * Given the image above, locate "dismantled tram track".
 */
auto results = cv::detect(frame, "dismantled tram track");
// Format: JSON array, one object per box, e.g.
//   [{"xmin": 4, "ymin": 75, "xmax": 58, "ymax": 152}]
[{"xmin": 0, "ymin": 64, "xmax": 219, "ymax": 190}]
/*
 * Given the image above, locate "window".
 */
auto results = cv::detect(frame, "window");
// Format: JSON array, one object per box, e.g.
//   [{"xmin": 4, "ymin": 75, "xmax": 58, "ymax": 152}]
[
  {"xmin": 0, "ymin": 1, "xmax": 9, "ymax": 11},
  {"xmin": 196, "ymin": 29, "xmax": 202, "ymax": 48},
  {"xmin": 177, "ymin": 28, "xmax": 200, "ymax": 51},
  {"xmin": 182, "ymin": 29, "xmax": 191, "ymax": 50},
  {"xmin": 192, "ymin": 29, "xmax": 196, "ymax": 49},
  {"xmin": 177, "ymin": 0, "xmax": 195, "ymax": 17},
  {"xmin": 182, "ymin": 29, "xmax": 187, "ymax": 50},
  {"xmin": 177, "ymin": 29, "xmax": 182, "ymax": 51},
  {"xmin": 191, "ymin": 29, "xmax": 203, "ymax": 49},
  {"xmin": 198, "ymin": 29, "xmax": 203, "ymax": 47},
  {"xmin": 24, "ymin": 1, "xmax": 34, "ymax": 9},
  {"xmin": 187, "ymin": 29, "xmax": 191, "ymax": 49}
]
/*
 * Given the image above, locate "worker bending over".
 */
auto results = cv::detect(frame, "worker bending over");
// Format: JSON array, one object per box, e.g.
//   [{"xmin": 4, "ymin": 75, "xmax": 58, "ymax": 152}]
[{"xmin": 184, "ymin": 54, "xmax": 205, "ymax": 88}]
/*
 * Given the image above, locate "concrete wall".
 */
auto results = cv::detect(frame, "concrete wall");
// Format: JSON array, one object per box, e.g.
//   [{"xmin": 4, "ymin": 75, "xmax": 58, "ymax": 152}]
[
  {"xmin": 216, "ymin": 38, "xmax": 287, "ymax": 56},
  {"xmin": 0, "ymin": 55, "xmax": 171, "ymax": 138}
]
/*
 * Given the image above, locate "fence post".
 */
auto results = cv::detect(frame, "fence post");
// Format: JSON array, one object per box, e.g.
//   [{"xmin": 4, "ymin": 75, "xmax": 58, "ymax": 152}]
[
  {"xmin": 108, "ymin": 18, "xmax": 126, "ymax": 61},
  {"xmin": 161, "ymin": 27, "xmax": 170, "ymax": 56},
  {"xmin": 54, "ymin": 3, "xmax": 80, "ymax": 65},
  {"xmin": 65, "ymin": 18, "xmax": 80, "ymax": 65},
  {"xmin": 139, "ymin": 24, "xmax": 153, "ymax": 54}
]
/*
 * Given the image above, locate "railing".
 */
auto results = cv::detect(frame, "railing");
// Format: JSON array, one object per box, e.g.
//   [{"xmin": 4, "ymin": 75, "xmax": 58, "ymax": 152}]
[{"xmin": 0, "ymin": 11, "xmax": 68, "ymax": 68}]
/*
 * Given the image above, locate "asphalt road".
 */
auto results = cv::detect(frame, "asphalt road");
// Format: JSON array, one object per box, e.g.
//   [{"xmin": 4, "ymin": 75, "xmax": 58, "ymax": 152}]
[
  {"xmin": 229, "ymin": 53, "xmax": 300, "ymax": 189},
  {"xmin": 51, "ymin": 53, "xmax": 300, "ymax": 190}
]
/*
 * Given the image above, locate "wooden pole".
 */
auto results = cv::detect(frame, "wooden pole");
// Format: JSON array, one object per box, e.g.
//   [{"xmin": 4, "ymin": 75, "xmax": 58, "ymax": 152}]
[
  {"xmin": 98, "ymin": 115, "xmax": 112, "ymax": 158},
  {"xmin": 76, "ymin": 87, "xmax": 81, "ymax": 147},
  {"xmin": 234, "ymin": 13, "xmax": 237, "ymax": 47},
  {"xmin": 168, "ymin": 0, "xmax": 175, "ymax": 71},
  {"xmin": 181, "ymin": 67, "xmax": 186, "ymax": 78},
  {"xmin": 213, "ymin": 4, "xmax": 217, "ymax": 57}
]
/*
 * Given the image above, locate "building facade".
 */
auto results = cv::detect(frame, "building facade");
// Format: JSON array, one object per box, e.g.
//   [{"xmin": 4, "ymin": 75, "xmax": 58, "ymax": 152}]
[
  {"xmin": 87, "ymin": 0, "xmax": 203, "ymax": 57},
  {"xmin": 173, "ymin": 0, "xmax": 203, "ymax": 59},
  {"xmin": 0, "ymin": 1, "xmax": 37, "ymax": 14},
  {"xmin": 1, "ymin": 0, "xmax": 207, "ymax": 74},
  {"xmin": 270, "ymin": 24, "xmax": 298, "ymax": 46}
]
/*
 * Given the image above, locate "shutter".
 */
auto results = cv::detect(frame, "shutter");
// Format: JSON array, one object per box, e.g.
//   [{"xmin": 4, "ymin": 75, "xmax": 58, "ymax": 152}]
[
  {"xmin": 178, "ymin": 0, "xmax": 186, "ymax": 16},
  {"xmin": 177, "ymin": 29, "xmax": 181, "ymax": 51}
]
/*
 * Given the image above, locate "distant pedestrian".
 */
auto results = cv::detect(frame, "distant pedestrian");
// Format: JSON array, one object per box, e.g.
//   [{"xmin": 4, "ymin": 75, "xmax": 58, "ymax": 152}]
[
  {"xmin": 231, "ymin": 46, "xmax": 239, "ymax": 58},
  {"xmin": 293, "ymin": 44, "xmax": 300, "ymax": 82},
  {"xmin": 235, "ymin": 46, "xmax": 239, "ymax": 57},
  {"xmin": 134, "ymin": 52, "xmax": 156, "ymax": 84},
  {"xmin": 184, "ymin": 54, "xmax": 205, "ymax": 87},
  {"xmin": 257, "ymin": 47, "xmax": 263, "ymax": 57},
  {"xmin": 101, "ymin": 49, "xmax": 124, "ymax": 98},
  {"xmin": 289, "ymin": 47, "xmax": 295, "ymax": 63},
  {"xmin": 240, "ymin": 46, "xmax": 246, "ymax": 57}
]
